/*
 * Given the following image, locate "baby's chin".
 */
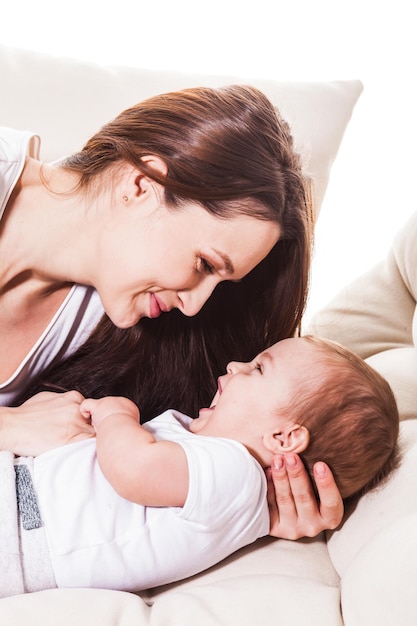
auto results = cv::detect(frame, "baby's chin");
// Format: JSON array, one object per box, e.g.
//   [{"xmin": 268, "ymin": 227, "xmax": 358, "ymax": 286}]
[
  {"xmin": 198, "ymin": 406, "xmax": 215, "ymax": 419},
  {"xmin": 190, "ymin": 407, "xmax": 215, "ymax": 434}
]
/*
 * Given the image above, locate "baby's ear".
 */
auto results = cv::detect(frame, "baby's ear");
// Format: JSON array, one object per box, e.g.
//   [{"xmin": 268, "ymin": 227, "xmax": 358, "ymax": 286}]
[{"xmin": 263, "ymin": 425, "xmax": 310, "ymax": 455}]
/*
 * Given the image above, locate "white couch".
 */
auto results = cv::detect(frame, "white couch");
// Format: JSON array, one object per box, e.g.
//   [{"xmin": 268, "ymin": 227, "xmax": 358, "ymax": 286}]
[{"xmin": 1, "ymin": 44, "xmax": 416, "ymax": 626}]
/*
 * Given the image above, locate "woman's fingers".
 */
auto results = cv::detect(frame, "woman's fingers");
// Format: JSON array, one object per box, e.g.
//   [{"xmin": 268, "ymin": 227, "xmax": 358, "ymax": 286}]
[
  {"xmin": 313, "ymin": 461, "xmax": 344, "ymax": 530},
  {"xmin": 267, "ymin": 453, "xmax": 343, "ymax": 539},
  {"xmin": 5, "ymin": 390, "xmax": 94, "ymax": 456}
]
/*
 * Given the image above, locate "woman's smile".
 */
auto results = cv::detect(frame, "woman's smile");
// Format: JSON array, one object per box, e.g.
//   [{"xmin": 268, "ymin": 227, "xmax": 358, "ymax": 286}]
[{"xmin": 149, "ymin": 293, "xmax": 169, "ymax": 319}]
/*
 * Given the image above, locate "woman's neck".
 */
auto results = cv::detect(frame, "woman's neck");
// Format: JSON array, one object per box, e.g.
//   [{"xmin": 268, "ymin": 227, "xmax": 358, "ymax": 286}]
[{"xmin": 0, "ymin": 157, "xmax": 85, "ymax": 291}]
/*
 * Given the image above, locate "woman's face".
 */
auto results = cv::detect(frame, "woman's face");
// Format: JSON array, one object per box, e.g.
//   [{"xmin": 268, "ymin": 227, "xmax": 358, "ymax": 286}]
[{"xmin": 92, "ymin": 198, "xmax": 280, "ymax": 328}]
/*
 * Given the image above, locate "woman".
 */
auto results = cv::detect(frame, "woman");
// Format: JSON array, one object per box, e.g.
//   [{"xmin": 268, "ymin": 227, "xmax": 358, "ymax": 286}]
[{"xmin": 0, "ymin": 84, "xmax": 343, "ymax": 537}]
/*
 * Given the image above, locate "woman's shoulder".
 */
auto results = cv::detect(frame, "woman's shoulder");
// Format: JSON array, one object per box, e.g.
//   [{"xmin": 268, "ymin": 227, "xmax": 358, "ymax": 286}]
[
  {"xmin": 0, "ymin": 126, "xmax": 40, "ymax": 162},
  {"xmin": 0, "ymin": 127, "xmax": 41, "ymax": 218}
]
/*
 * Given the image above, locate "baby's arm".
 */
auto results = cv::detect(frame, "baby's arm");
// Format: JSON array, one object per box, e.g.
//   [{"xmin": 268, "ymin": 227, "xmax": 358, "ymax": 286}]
[{"xmin": 80, "ymin": 397, "xmax": 189, "ymax": 507}]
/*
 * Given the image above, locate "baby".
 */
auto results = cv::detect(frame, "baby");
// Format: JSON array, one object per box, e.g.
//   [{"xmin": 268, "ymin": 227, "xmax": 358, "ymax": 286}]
[{"xmin": 5, "ymin": 336, "xmax": 399, "ymax": 597}]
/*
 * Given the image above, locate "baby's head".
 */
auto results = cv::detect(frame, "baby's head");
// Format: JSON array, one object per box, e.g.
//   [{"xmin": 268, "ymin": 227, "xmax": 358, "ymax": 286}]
[
  {"xmin": 191, "ymin": 335, "xmax": 400, "ymax": 502},
  {"xmin": 289, "ymin": 336, "xmax": 400, "ymax": 501}
]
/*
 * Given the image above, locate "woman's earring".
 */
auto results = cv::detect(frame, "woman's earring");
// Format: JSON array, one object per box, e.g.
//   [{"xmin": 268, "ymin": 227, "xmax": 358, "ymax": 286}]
[{"xmin": 122, "ymin": 195, "xmax": 128, "ymax": 202}]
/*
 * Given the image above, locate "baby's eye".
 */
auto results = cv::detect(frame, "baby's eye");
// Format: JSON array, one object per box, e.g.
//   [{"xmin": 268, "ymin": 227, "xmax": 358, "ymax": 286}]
[{"xmin": 198, "ymin": 257, "xmax": 215, "ymax": 275}]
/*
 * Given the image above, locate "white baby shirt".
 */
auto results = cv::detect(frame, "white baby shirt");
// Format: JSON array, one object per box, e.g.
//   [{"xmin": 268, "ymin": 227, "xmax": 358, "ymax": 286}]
[{"xmin": 33, "ymin": 409, "xmax": 270, "ymax": 591}]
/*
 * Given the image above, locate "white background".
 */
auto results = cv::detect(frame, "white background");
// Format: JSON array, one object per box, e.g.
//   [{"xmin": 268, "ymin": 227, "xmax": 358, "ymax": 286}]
[{"xmin": 2, "ymin": 0, "xmax": 416, "ymax": 320}]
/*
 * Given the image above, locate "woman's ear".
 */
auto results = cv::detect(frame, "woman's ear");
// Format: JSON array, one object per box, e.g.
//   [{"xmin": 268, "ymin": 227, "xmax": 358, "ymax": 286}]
[
  {"xmin": 139, "ymin": 155, "xmax": 168, "ymax": 179},
  {"xmin": 123, "ymin": 156, "xmax": 168, "ymax": 201},
  {"xmin": 141, "ymin": 154, "xmax": 168, "ymax": 176},
  {"xmin": 138, "ymin": 154, "xmax": 168, "ymax": 189},
  {"xmin": 263, "ymin": 424, "xmax": 310, "ymax": 455}
]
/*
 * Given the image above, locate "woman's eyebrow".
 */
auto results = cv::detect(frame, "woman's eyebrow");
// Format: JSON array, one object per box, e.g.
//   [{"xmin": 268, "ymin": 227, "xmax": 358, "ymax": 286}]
[{"xmin": 212, "ymin": 249, "xmax": 235, "ymax": 274}]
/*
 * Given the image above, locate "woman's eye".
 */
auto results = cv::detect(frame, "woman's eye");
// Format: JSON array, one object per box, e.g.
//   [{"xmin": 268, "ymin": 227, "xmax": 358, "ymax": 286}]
[{"xmin": 198, "ymin": 257, "xmax": 215, "ymax": 275}]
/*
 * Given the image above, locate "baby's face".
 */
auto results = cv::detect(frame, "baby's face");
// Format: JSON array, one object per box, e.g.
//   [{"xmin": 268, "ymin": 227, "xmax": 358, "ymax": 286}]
[{"xmin": 189, "ymin": 337, "xmax": 321, "ymax": 439}]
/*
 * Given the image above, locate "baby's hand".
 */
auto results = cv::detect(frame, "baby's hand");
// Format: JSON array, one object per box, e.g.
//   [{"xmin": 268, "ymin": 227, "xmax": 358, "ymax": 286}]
[{"xmin": 80, "ymin": 396, "xmax": 140, "ymax": 430}]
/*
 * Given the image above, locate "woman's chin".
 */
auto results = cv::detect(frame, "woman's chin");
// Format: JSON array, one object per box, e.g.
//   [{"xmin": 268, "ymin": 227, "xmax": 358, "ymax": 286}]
[{"xmin": 108, "ymin": 312, "xmax": 142, "ymax": 329}]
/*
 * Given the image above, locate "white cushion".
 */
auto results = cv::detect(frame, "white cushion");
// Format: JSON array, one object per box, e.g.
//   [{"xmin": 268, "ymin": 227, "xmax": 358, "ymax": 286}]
[
  {"xmin": 341, "ymin": 512, "xmax": 417, "ymax": 626},
  {"xmin": 0, "ymin": 580, "xmax": 343, "ymax": 626},
  {"xmin": 327, "ymin": 420, "xmax": 417, "ymax": 577},
  {"xmin": 0, "ymin": 43, "xmax": 363, "ymax": 216},
  {"xmin": 308, "ymin": 210, "xmax": 417, "ymax": 420},
  {"xmin": 0, "ymin": 537, "xmax": 342, "ymax": 626},
  {"xmin": 308, "ymin": 206, "xmax": 417, "ymax": 624}
]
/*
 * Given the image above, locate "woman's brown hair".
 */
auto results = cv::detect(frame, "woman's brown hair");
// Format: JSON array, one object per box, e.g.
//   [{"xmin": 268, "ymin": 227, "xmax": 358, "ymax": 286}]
[{"xmin": 15, "ymin": 85, "xmax": 313, "ymax": 421}]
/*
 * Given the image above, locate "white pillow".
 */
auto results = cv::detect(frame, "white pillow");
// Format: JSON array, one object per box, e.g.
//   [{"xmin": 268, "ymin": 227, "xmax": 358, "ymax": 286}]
[
  {"xmin": 0, "ymin": 44, "xmax": 362, "ymax": 215},
  {"xmin": 327, "ymin": 419, "xmax": 417, "ymax": 578}
]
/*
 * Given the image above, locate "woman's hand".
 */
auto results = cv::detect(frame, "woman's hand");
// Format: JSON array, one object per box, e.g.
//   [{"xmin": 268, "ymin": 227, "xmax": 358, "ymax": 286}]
[
  {"xmin": 0, "ymin": 390, "xmax": 95, "ymax": 457},
  {"xmin": 266, "ymin": 453, "xmax": 343, "ymax": 539}
]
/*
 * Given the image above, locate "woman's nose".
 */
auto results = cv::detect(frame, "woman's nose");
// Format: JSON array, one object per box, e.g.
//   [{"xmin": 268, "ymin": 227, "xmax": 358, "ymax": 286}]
[{"xmin": 178, "ymin": 278, "xmax": 219, "ymax": 317}]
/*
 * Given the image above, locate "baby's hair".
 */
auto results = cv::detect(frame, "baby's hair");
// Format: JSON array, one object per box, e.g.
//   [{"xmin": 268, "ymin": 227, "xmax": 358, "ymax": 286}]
[{"xmin": 290, "ymin": 336, "xmax": 400, "ymax": 501}]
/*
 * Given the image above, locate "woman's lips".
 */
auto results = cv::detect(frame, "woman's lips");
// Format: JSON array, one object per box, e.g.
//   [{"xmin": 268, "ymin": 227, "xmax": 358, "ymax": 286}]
[
  {"xmin": 149, "ymin": 294, "xmax": 161, "ymax": 318},
  {"xmin": 149, "ymin": 294, "xmax": 168, "ymax": 318}
]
